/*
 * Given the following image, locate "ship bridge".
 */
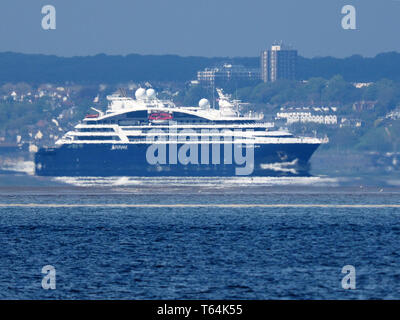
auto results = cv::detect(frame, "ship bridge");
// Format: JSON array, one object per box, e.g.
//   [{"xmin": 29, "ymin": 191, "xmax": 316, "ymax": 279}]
[{"xmin": 83, "ymin": 88, "xmax": 265, "ymax": 126}]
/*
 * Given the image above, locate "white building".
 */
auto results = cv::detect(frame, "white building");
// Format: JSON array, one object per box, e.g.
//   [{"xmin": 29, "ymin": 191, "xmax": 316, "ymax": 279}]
[{"xmin": 276, "ymin": 107, "xmax": 338, "ymax": 125}]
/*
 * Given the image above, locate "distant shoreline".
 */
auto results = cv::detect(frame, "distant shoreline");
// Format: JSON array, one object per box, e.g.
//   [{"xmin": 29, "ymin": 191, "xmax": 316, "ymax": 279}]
[{"xmin": 1, "ymin": 51, "xmax": 400, "ymax": 83}]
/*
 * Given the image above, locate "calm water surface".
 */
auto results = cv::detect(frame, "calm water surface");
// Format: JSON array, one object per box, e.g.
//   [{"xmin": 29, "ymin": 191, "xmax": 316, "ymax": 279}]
[{"xmin": 0, "ymin": 176, "xmax": 400, "ymax": 299}]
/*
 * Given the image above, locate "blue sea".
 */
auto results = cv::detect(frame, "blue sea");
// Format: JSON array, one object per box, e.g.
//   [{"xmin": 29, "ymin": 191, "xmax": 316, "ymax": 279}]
[{"xmin": 1, "ymin": 175, "xmax": 400, "ymax": 299}]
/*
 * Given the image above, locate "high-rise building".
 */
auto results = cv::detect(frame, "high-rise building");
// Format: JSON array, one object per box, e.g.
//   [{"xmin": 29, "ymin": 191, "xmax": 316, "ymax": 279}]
[
  {"xmin": 197, "ymin": 64, "xmax": 261, "ymax": 87},
  {"xmin": 261, "ymin": 43, "xmax": 297, "ymax": 82}
]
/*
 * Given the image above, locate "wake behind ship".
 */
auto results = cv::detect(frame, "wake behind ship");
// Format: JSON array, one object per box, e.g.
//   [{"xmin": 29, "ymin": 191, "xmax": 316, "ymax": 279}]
[{"xmin": 35, "ymin": 88, "xmax": 327, "ymax": 177}]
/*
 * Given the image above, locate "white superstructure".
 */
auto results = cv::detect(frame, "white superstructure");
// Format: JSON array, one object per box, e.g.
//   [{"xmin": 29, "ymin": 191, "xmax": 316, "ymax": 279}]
[{"xmin": 56, "ymin": 88, "xmax": 327, "ymax": 146}]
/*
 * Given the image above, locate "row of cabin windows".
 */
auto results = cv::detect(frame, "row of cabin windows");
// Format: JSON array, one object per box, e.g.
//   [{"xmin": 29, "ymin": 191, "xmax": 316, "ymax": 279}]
[
  {"xmin": 74, "ymin": 136, "xmax": 120, "ymax": 141},
  {"xmin": 85, "ymin": 119, "xmax": 259, "ymax": 126},
  {"xmin": 127, "ymin": 137, "xmax": 147, "ymax": 142},
  {"xmin": 126, "ymin": 136, "xmax": 258, "ymax": 142},
  {"xmin": 78, "ymin": 128, "xmax": 115, "ymax": 132},
  {"xmin": 86, "ymin": 120, "xmax": 215, "ymax": 125},
  {"xmin": 81, "ymin": 125, "xmax": 265, "ymax": 133},
  {"xmin": 139, "ymin": 127, "xmax": 267, "ymax": 132},
  {"xmin": 85, "ymin": 120, "xmax": 120, "ymax": 125}
]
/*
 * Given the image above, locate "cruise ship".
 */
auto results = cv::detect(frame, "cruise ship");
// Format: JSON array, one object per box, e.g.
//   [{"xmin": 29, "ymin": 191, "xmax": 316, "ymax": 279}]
[{"xmin": 35, "ymin": 88, "xmax": 327, "ymax": 176}]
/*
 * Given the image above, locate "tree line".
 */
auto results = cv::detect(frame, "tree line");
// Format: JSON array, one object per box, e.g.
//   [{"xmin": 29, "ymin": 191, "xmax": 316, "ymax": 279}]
[{"xmin": 2, "ymin": 51, "xmax": 400, "ymax": 83}]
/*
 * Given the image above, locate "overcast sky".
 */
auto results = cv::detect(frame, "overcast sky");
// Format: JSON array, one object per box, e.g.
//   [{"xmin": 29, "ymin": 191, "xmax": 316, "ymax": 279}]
[{"xmin": 0, "ymin": 0, "xmax": 399, "ymax": 58}]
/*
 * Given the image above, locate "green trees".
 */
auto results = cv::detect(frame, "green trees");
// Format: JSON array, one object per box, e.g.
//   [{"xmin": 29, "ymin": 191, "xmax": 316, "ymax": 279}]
[
  {"xmin": 230, "ymin": 76, "xmax": 400, "ymax": 153},
  {"xmin": 236, "ymin": 75, "xmax": 365, "ymax": 106},
  {"xmin": 176, "ymin": 85, "xmax": 212, "ymax": 106},
  {"xmin": 372, "ymin": 79, "xmax": 400, "ymax": 115},
  {"xmin": 323, "ymin": 75, "xmax": 359, "ymax": 104},
  {"xmin": 303, "ymin": 77, "xmax": 325, "ymax": 104}
]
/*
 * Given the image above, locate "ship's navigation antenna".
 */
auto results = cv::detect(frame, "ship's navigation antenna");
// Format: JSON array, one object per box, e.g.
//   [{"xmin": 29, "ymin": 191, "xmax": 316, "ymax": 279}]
[{"xmin": 118, "ymin": 88, "xmax": 127, "ymax": 97}]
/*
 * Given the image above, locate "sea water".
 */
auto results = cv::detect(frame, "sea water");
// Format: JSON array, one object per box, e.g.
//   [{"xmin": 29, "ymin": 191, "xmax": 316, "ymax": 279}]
[{"xmin": 0, "ymin": 175, "xmax": 400, "ymax": 299}]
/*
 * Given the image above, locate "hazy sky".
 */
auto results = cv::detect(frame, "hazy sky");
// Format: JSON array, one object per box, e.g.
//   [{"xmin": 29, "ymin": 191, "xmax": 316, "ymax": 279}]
[{"xmin": 0, "ymin": 0, "xmax": 399, "ymax": 58}]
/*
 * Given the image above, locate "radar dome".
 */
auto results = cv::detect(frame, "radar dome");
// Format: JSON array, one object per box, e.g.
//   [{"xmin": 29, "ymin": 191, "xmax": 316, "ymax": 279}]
[
  {"xmin": 146, "ymin": 88, "xmax": 156, "ymax": 99},
  {"xmin": 199, "ymin": 98, "xmax": 210, "ymax": 109},
  {"xmin": 135, "ymin": 88, "xmax": 146, "ymax": 100}
]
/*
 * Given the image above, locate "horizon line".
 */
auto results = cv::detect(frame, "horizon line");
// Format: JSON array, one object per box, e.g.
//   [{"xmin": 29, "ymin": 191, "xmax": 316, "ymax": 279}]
[{"xmin": 0, "ymin": 50, "xmax": 398, "ymax": 60}]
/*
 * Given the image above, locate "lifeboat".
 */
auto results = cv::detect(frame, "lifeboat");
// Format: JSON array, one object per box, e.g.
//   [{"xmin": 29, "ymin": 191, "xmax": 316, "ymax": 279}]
[
  {"xmin": 85, "ymin": 114, "xmax": 99, "ymax": 118},
  {"xmin": 148, "ymin": 112, "xmax": 173, "ymax": 121}
]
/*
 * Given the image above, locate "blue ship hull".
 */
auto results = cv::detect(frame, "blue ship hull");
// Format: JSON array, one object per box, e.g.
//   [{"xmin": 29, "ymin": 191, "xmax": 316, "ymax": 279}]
[{"xmin": 35, "ymin": 143, "xmax": 320, "ymax": 177}]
